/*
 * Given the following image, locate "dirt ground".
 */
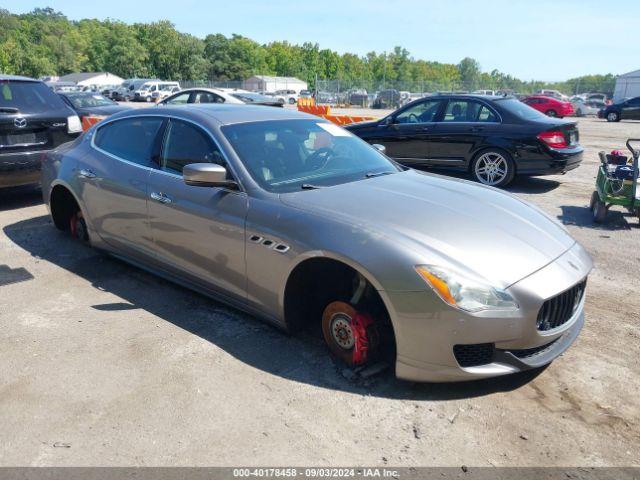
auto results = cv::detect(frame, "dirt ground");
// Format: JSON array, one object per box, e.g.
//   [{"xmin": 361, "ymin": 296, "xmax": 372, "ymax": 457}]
[{"xmin": 0, "ymin": 116, "xmax": 638, "ymax": 467}]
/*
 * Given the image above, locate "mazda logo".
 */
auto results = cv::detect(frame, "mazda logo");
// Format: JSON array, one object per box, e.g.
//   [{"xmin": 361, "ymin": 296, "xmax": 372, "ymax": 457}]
[{"xmin": 14, "ymin": 117, "xmax": 27, "ymax": 128}]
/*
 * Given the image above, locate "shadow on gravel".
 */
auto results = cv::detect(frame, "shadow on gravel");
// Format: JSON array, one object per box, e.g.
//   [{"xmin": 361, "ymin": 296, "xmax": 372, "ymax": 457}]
[
  {"xmin": 4, "ymin": 214, "xmax": 546, "ymax": 401},
  {"xmin": 559, "ymin": 205, "xmax": 637, "ymax": 230},
  {"xmin": 504, "ymin": 176, "xmax": 561, "ymax": 194},
  {"xmin": 0, "ymin": 186, "xmax": 43, "ymax": 211}
]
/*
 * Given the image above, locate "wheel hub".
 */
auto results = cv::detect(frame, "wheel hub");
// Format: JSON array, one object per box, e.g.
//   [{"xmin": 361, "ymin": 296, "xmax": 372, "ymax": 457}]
[
  {"xmin": 475, "ymin": 153, "xmax": 507, "ymax": 185},
  {"xmin": 330, "ymin": 313, "xmax": 355, "ymax": 349}
]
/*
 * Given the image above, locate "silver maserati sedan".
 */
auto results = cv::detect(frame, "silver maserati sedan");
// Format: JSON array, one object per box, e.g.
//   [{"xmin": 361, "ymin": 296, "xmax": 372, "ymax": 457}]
[{"xmin": 41, "ymin": 105, "xmax": 593, "ymax": 382}]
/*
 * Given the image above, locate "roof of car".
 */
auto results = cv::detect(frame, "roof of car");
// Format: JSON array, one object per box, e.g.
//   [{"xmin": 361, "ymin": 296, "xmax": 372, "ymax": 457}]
[
  {"xmin": 428, "ymin": 93, "xmax": 511, "ymax": 101},
  {"xmin": 113, "ymin": 104, "xmax": 318, "ymax": 126},
  {"xmin": 0, "ymin": 74, "xmax": 39, "ymax": 82},
  {"xmin": 525, "ymin": 95, "xmax": 560, "ymax": 100}
]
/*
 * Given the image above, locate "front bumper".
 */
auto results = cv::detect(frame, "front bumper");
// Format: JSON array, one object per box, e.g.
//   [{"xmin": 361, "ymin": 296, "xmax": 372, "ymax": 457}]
[
  {"xmin": 0, "ymin": 151, "xmax": 44, "ymax": 188},
  {"xmin": 387, "ymin": 242, "xmax": 593, "ymax": 382}
]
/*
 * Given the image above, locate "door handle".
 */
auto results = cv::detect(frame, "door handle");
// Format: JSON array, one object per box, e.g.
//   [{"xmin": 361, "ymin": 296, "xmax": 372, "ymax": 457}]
[
  {"xmin": 469, "ymin": 126, "xmax": 484, "ymax": 132},
  {"xmin": 78, "ymin": 168, "xmax": 96, "ymax": 179},
  {"xmin": 150, "ymin": 192, "xmax": 172, "ymax": 204}
]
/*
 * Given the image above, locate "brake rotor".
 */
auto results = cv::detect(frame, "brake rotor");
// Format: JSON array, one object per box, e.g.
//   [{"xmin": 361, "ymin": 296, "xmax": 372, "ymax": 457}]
[{"xmin": 322, "ymin": 301, "xmax": 377, "ymax": 366}]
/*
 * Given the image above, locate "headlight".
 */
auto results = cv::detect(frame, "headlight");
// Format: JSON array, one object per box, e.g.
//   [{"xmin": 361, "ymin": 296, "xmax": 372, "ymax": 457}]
[
  {"xmin": 67, "ymin": 115, "xmax": 82, "ymax": 134},
  {"xmin": 415, "ymin": 265, "xmax": 519, "ymax": 313}
]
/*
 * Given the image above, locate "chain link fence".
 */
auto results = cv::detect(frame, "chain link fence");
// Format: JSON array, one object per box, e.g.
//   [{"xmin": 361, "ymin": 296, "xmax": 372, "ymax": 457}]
[
  {"xmin": 313, "ymin": 78, "xmax": 617, "ymax": 108},
  {"xmin": 177, "ymin": 77, "xmax": 617, "ymax": 109}
]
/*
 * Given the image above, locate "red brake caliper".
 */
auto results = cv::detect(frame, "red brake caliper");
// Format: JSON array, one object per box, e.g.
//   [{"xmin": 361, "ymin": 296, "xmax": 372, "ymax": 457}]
[
  {"xmin": 351, "ymin": 312, "xmax": 374, "ymax": 365},
  {"xmin": 69, "ymin": 213, "xmax": 78, "ymax": 238}
]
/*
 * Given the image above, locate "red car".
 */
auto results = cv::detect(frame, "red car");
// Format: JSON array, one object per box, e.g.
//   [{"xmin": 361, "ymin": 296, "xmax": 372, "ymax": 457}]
[{"xmin": 522, "ymin": 95, "xmax": 574, "ymax": 118}]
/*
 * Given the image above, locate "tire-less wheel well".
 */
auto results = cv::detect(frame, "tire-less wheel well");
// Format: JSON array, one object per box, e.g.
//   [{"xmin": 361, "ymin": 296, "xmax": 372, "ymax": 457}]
[
  {"xmin": 50, "ymin": 185, "xmax": 80, "ymax": 231},
  {"xmin": 284, "ymin": 258, "xmax": 396, "ymax": 360}
]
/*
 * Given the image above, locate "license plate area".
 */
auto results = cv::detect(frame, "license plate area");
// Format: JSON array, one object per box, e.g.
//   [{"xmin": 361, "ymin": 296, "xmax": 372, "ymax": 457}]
[
  {"xmin": 569, "ymin": 132, "xmax": 578, "ymax": 145},
  {"xmin": 0, "ymin": 132, "xmax": 47, "ymax": 148}
]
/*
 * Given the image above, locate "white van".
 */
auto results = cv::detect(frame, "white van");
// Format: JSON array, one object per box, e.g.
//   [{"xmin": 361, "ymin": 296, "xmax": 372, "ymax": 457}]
[
  {"xmin": 112, "ymin": 79, "xmax": 155, "ymax": 101},
  {"xmin": 133, "ymin": 81, "xmax": 180, "ymax": 102},
  {"xmin": 151, "ymin": 82, "xmax": 182, "ymax": 102}
]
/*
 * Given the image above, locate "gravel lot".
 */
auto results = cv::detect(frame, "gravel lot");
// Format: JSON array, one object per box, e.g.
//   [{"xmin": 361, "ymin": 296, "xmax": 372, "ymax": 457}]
[{"xmin": 0, "ymin": 116, "xmax": 638, "ymax": 467}]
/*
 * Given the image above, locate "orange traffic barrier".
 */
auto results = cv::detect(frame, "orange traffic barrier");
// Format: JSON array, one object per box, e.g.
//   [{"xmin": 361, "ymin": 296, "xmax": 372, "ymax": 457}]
[
  {"xmin": 81, "ymin": 115, "xmax": 106, "ymax": 131},
  {"xmin": 322, "ymin": 114, "xmax": 376, "ymax": 126},
  {"xmin": 297, "ymin": 104, "xmax": 331, "ymax": 116},
  {"xmin": 297, "ymin": 97, "xmax": 316, "ymax": 107},
  {"xmin": 298, "ymin": 100, "xmax": 375, "ymax": 126}
]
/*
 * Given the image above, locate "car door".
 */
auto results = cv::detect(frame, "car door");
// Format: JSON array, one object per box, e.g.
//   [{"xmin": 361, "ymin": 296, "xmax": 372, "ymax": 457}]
[
  {"xmin": 147, "ymin": 118, "xmax": 248, "ymax": 299},
  {"xmin": 81, "ymin": 116, "xmax": 164, "ymax": 260},
  {"xmin": 622, "ymin": 97, "xmax": 640, "ymax": 119},
  {"xmin": 366, "ymin": 99, "xmax": 443, "ymax": 165},
  {"xmin": 428, "ymin": 99, "xmax": 500, "ymax": 167}
]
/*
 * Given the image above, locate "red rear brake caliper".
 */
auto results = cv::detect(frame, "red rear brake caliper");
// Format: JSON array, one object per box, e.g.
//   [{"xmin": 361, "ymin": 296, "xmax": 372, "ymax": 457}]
[
  {"xmin": 351, "ymin": 312, "xmax": 374, "ymax": 365},
  {"xmin": 69, "ymin": 213, "xmax": 78, "ymax": 238}
]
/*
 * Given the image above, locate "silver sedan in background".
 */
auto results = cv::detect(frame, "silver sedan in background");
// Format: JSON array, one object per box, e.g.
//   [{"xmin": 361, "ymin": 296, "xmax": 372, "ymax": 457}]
[{"xmin": 41, "ymin": 105, "xmax": 592, "ymax": 382}]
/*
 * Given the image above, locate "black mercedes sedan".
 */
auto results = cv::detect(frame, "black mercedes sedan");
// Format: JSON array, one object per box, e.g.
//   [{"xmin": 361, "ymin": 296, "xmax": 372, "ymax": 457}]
[{"xmin": 346, "ymin": 95, "xmax": 583, "ymax": 187}]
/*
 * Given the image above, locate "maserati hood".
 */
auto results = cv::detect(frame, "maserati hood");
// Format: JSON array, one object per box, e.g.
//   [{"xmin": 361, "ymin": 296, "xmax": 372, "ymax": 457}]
[{"xmin": 280, "ymin": 170, "xmax": 577, "ymax": 287}]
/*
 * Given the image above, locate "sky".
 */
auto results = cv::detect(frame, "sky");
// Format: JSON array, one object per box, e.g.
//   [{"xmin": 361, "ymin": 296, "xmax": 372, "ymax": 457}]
[{"xmin": 2, "ymin": 0, "xmax": 638, "ymax": 81}]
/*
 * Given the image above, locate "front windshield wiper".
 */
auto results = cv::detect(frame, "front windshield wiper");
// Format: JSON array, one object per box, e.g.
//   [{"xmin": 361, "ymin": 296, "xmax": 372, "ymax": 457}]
[
  {"xmin": 365, "ymin": 171, "xmax": 396, "ymax": 178},
  {"xmin": 0, "ymin": 107, "xmax": 19, "ymax": 114},
  {"xmin": 301, "ymin": 183, "xmax": 324, "ymax": 190}
]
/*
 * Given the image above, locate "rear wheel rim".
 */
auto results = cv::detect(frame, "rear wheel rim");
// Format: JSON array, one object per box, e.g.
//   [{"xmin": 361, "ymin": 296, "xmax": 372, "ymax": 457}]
[
  {"xmin": 608, "ymin": 112, "xmax": 617, "ymax": 121},
  {"xmin": 475, "ymin": 152, "xmax": 508, "ymax": 186}
]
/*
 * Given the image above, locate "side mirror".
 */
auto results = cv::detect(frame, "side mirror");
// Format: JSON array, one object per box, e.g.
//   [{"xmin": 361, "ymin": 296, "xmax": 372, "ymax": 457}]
[
  {"xmin": 372, "ymin": 144, "xmax": 387, "ymax": 155},
  {"xmin": 183, "ymin": 163, "xmax": 238, "ymax": 189}
]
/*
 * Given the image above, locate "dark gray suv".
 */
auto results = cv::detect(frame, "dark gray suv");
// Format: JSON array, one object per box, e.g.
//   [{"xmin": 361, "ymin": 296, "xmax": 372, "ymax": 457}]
[{"xmin": 1, "ymin": 75, "xmax": 82, "ymax": 189}]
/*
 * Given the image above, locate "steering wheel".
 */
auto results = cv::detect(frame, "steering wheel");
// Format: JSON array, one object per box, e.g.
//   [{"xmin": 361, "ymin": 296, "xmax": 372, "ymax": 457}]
[{"xmin": 307, "ymin": 147, "xmax": 334, "ymax": 170}]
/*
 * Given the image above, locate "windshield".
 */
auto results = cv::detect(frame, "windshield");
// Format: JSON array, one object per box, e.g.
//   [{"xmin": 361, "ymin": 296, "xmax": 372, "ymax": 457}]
[
  {"xmin": 65, "ymin": 93, "xmax": 114, "ymax": 108},
  {"xmin": 1, "ymin": 80, "xmax": 68, "ymax": 113},
  {"xmin": 222, "ymin": 119, "xmax": 401, "ymax": 193},
  {"xmin": 497, "ymin": 98, "xmax": 549, "ymax": 121},
  {"xmin": 231, "ymin": 92, "xmax": 274, "ymax": 103}
]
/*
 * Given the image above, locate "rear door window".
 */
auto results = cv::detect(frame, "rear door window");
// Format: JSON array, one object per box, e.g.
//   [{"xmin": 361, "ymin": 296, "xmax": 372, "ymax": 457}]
[
  {"xmin": 94, "ymin": 116, "xmax": 164, "ymax": 167},
  {"xmin": 441, "ymin": 100, "xmax": 497, "ymax": 122},
  {"xmin": 0, "ymin": 80, "xmax": 68, "ymax": 113}
]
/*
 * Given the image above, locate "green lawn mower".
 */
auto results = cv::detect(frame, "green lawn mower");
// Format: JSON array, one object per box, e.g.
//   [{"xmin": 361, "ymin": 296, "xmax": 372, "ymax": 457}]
[{"xmin": 590, "ymin": 139, "xmax": 640, "ymax": 223}]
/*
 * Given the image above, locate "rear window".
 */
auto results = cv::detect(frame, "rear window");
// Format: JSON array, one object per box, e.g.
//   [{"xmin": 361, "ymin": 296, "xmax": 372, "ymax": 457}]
[
  {"xmin": 94, "ymin": 117, "xmax": 164, "ymax": 167},
  {"xmin": 0, "ymin": 80, "xmax": 68, "ymax": 113},
  {"xmin": 65, "ymin": 93, "xmax": 114, "ymax": 108},
  {"xmin": 497, "ymin": 98, "xmax": 549, "ymax": 121}
]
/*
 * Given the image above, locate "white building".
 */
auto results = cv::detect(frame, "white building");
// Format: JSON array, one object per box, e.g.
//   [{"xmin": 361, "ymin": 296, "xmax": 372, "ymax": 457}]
[
  {"xmin": 58, "ymin": 72, "xmax": 124, "ymax": 89},
  {"xmin": 243, "ymin": 75, "xmax": 307, "ymax": 94},
  {"xmin": 613, "ymin": 69, "xmax": 640, "ymax": 102}
]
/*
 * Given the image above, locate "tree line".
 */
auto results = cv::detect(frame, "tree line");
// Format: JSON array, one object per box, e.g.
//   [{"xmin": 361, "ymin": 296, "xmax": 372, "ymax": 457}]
[{"xmin": 0, "ymin": 7, "xmax": 617, "ymax": 95}]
